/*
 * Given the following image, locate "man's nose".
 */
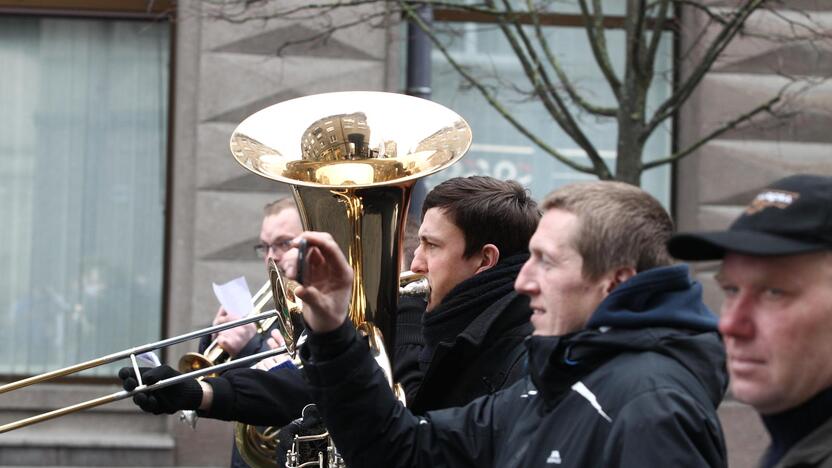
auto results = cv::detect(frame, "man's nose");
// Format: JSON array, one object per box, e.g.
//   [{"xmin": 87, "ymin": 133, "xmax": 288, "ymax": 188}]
[
  {"xmin": 514, "ymin": 260, "xmax": 537, "ymax": 295},
  {"xmin": 410, "ymin": 246, "xmax": 426, "ymax": 274},
  {"xmin": 719, "ymin": 294, "xmax": 755, "ymax": 339},
  {"xmin": 264, "ymin": 249, "xmax": 280, "ymax": 266}
]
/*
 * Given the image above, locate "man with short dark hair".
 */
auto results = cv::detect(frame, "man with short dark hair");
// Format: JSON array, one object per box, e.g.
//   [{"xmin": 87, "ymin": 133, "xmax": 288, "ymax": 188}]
[
  {"xmin": 121, "ymin": 176, "xmax": 540, "ymax": 437},
  {"xmin": 400, "ymin": 175, "xmax": 540, "ymax": 409},
  {"xmin": 669, "ymin": 174, "xmax": 832, "ymax": 468},
  {"xmin": 294, "ymin": 180, "xmax": 728, "ymax": 467}
]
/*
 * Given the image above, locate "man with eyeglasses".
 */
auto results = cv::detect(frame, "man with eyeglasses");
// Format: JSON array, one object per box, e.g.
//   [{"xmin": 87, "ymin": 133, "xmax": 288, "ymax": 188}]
[
  {"xmin": 205, "ymin": 197, "xmax": 303, "ymax": 360},
  {"xmin": 120, "ymin": 198, "xmax": 304, "ymax": 468},
  {"xmin": 196, "ymin": 197, "xmax": 303, "ymax": 468}
]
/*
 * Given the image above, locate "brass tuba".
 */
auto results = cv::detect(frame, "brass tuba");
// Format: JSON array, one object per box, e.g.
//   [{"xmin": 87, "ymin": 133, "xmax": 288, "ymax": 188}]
[{"xmin": 228, "ymin": 91, "xmax": 472, "ymax": 467}]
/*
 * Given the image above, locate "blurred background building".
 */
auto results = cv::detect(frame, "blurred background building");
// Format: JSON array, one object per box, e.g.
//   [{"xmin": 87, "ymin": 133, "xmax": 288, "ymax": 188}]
[{"xmin": 0, "ymin": 0, "xmax": 830, "ymax": 466}]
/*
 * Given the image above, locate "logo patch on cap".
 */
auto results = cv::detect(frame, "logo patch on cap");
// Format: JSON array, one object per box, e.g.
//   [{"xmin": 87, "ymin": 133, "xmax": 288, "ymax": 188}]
[{"xmin": 745, "ymin": 189, "xmax": 800, "ymax": 215}]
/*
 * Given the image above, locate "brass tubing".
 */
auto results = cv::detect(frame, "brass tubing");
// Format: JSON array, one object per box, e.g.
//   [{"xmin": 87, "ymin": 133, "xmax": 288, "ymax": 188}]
[
  {"xmin": 0, "ymin": 340, "xmax": 300, "ymax": 434},
  {"xmin": 0, "ymin": 309, "xmax": 281, "ymax": 395}
]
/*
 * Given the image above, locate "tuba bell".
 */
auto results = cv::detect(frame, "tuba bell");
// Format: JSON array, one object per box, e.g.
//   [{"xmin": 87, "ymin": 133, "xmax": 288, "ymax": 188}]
[{"xmin": 228, "ymin": 91, "xmax": 471, "ymax": 467}]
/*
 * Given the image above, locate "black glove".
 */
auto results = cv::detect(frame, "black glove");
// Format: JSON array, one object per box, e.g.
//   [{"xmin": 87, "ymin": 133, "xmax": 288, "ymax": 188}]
[{"xmin": 117, "ymin": 365, "xmax": 203, "ymax": 415}]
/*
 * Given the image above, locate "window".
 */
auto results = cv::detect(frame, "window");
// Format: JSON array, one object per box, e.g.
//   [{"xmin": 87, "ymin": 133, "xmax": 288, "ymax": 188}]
[
  {"xmin": 0, "ymin": 14, "xmax": 170, "ymax": 376},
  {"xmin": 417, "ymin": 4, "xmax": 674, "ymax": 206}
]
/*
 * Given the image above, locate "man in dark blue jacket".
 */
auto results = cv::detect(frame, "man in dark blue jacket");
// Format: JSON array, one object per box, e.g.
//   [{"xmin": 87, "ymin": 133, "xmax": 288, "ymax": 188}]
[{"xmin": 295, "ymin": 180, "xmax": 729, "ymax": 467}]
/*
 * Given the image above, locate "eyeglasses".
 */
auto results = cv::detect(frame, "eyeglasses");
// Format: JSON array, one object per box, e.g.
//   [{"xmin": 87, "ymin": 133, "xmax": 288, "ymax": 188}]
[{"xmin": 254, "ymin": 239, "xmax": 293, "ymax": 258}]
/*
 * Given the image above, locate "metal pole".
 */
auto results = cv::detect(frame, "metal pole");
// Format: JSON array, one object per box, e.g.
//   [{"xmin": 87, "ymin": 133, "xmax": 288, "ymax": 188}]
[{"xmin": 405, "ymin": 3, "xmax": 434, "ymax": 219}]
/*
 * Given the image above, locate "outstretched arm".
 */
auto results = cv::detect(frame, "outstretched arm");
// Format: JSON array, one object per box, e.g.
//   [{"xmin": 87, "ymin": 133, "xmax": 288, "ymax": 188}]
[
  {"xmin": 119, "ymin": 365, "xmax": 312, "ymax": 427},
  {"xmin": 201, "ymin": 366, "xmax": 311, "ymax": 426}
]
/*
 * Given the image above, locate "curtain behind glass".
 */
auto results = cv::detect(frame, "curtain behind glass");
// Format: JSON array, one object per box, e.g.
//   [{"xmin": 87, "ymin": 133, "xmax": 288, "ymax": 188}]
[{"xmin": 0, "ymin": 16, "xmax": 169, "ymax": 376}]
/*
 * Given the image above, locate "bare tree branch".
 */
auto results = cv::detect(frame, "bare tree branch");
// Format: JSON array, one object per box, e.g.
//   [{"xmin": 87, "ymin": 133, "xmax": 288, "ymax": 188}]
[
  {"xmin": 643, "ymin": 90, "xmax": 784, "ymax": 171},
  {"xmin": 644, "ymin": 0, "xmax": 766, "ymax": 139},
  {"xmin": 627, "ymin": 0, "xmax": 648, "ymax": 84},
  {"xmin": 764, "ymin": 6, "xmax": 832, "ymax": 40},
  {"xmin": 201, "ymin": 0, "xmax": 831, "ymax": 185},
  {"xmin": 493, "ymin": 0, "xmax": 612, "ymax": 177},
  {"xmin": 269, "ymin": 10, "xmax": 391, "ymax": 55},
  {"xmin": 644, "ymin": 0, "xmax": 671, "ymax": 78},
  {"xmin": 526, "ymin": 0, "xmax": 618, "ymax": 117},
  {"xmin": 578, "ymin": 0, "xmax": 622, "ymax": 100},
  {"xmin": 398, "ymin": 0, "xmax": 596, "ymax": 174},
  {"xmin": 674, "ymin": 3, "xmax": 731, "ymax": 69},
  {"xmin": 203, "ymin": 0, "xmax": 497, "ymax": 24},
  {"xmin": 672, "ymin": 0, "xmax": 729, "ymax": 26}
]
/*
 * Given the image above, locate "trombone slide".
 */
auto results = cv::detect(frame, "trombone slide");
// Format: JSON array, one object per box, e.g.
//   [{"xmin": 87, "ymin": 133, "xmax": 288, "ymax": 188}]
[{"xmin": 0, "ymin": 340, "xmax": 300, "ymax": 434}]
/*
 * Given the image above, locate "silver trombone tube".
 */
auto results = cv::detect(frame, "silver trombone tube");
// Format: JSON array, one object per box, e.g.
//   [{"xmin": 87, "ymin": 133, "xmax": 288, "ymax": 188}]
[
  {"xmin": 0, "ymin": 335, "xmax": 304, "ymax": 434},
  {"xmin": 0, "ymin": 309, "xmax": 281, "ymax": 395}
]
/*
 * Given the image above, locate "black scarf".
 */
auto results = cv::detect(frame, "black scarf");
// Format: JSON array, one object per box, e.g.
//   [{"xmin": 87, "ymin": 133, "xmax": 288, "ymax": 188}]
[{"xmin": 419, "ymin": 252, "xmax": 529, "ymax": 369}]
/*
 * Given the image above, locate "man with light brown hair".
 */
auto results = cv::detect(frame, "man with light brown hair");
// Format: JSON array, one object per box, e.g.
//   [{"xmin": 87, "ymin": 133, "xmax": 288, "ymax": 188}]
[
  {"xmin": 293, "ymin": 179, "xmax": 729, "ymax": 467},
  {"xmin": 543, "ymin": 181, "xmax": 674, "ymax": 278}
]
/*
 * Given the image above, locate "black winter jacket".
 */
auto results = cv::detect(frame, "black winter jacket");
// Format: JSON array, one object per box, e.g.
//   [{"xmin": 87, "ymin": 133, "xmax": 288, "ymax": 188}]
[{"xmin": 301, "ymin": 264, "xmax": 730, "ymax": 468}]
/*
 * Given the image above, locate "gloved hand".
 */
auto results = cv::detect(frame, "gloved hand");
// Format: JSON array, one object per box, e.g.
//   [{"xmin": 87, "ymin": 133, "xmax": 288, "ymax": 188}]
[{"xmin": 117, "ymin": 365, "xmax": 203, "ymax": 415}]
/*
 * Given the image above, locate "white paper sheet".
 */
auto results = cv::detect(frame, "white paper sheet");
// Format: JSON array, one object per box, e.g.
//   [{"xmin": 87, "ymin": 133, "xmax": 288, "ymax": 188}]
[
  {"xmin": 136, "ymin": 351, "xmax": 161, "ymax": 368},
  {"xmin": 212, "ymin": 276, "xmax": 253, "ymax": 319}
]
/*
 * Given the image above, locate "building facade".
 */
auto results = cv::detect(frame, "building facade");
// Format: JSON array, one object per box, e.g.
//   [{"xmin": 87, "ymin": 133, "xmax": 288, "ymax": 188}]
[{"xmin": 0, "ymin": 1, "xmax": 830, "ymax": 466}]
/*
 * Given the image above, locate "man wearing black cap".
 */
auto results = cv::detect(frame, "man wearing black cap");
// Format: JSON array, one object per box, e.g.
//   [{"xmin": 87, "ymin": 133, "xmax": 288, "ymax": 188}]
[{"xmin": 669, "ymin": 174, "xmax": 832, "ymax": 468}]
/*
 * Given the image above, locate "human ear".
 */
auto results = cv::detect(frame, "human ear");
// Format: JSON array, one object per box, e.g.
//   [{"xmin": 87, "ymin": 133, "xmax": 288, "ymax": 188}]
[
  {"xmin": 603, "ymin": 266, "xmax": 637, "ymax": 295},
  {"xmin": 475, "ymin": 244, "xmax": 500, "ymax": 273}
]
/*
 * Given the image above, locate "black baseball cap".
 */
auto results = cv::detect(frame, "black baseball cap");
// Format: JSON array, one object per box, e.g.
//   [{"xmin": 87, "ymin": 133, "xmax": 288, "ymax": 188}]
[{"xmin": 668, "ymin": 174, "xmax": 832, "ymax": 261}]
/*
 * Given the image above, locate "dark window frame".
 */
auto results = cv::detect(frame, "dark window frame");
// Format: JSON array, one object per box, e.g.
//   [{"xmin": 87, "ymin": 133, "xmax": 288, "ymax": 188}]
[{"xmin": 0, "ymin": 0, "xmax": 173, "ymax": 19}]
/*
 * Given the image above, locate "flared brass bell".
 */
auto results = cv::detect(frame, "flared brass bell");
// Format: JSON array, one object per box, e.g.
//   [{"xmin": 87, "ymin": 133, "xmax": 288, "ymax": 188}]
[{"xmin": 230, "ymin": 91, "xmax": 472, "ymax": 188}]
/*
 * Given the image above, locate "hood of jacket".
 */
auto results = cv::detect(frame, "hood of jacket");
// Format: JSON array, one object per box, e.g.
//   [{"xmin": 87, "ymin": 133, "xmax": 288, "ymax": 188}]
[{"xmin": 527, "ymin": 264, "xmax": 727, "ymax": 408}]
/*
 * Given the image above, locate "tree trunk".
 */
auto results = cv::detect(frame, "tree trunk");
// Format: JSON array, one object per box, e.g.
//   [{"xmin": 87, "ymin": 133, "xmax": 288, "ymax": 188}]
[{"xmin": 615, "ymin": 111, "xmax": 645, "ymax": 186}]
